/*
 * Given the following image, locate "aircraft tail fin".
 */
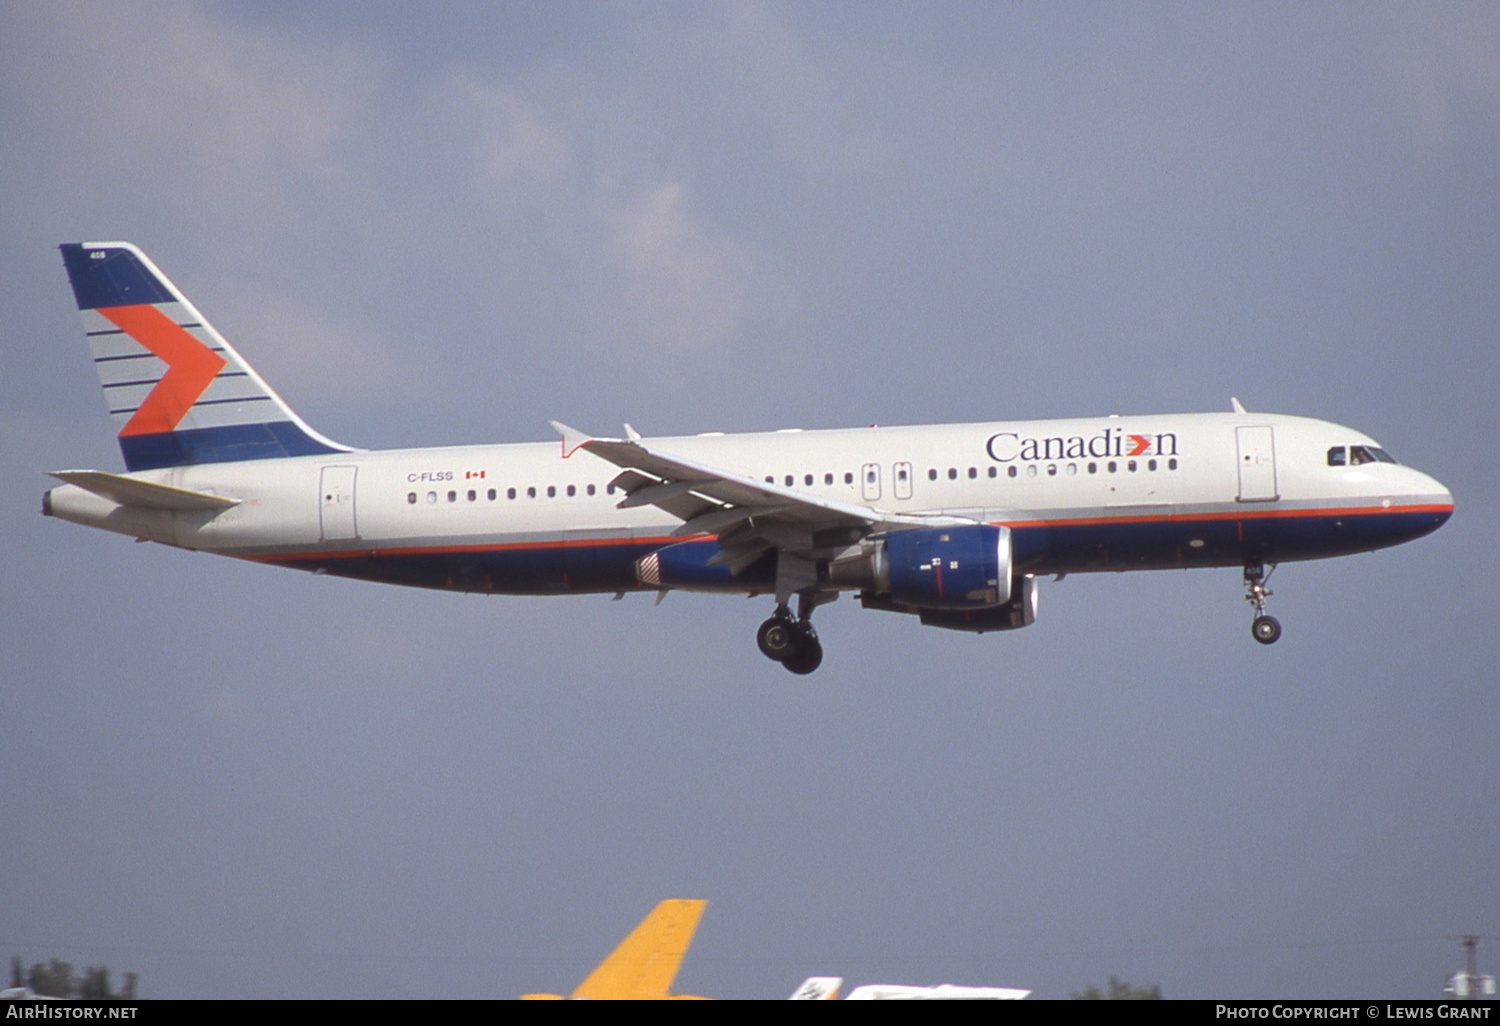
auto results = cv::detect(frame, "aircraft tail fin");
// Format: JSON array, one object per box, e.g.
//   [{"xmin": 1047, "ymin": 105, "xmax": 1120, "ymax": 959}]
[
  {"xmin": 58, "ymin": 242, "xmax": 352, "ymax": 472},
  {"xmin": 565, "ymin": 899, "xmax": 708, "ymax": 1000}
]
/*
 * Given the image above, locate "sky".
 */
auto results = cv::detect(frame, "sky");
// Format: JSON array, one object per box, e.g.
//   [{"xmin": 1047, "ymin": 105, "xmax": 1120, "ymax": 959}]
[{"xmin": 1, "ymin": 0, "xmax": 1497, "ymax": 1000}]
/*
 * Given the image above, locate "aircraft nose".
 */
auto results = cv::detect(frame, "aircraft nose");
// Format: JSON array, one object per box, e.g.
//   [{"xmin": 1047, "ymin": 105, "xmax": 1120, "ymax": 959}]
[
  {"xmin": 1409, "ymin": 467, "xmax": 1453, "ymax": 532},
  {"xmin": 1421, "ymin": 470, "xmax": 1454, "ymax": 513}
]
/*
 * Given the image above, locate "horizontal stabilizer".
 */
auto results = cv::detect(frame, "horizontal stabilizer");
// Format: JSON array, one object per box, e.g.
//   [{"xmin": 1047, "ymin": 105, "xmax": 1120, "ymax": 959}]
[{"xmin": 49, "ymin": 470, "xmax": 240, "ymax": 511}]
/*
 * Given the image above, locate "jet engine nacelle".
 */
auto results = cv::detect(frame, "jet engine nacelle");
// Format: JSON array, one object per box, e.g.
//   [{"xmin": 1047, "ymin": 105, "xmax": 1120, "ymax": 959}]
[
  {"xmin": 916, "ymin": 573, "xmax": 1038, "ymax": 633},
  {"xmin": 881, "ymin": 524, "xmax": 1012, "ymax": 610},
  {"xmin": 857, "ymin": 572, "xmax": 1038, "ymax": 633}
]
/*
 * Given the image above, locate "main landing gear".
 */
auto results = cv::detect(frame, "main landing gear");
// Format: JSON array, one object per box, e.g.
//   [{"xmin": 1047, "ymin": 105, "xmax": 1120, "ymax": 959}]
[
  {"xmin": 757, "ymin": 593, "xmax": 827, "ymax": 674},
  {"xmin": 1244, "ymin": 562, "xmax": 1281, "ymax": 645}
]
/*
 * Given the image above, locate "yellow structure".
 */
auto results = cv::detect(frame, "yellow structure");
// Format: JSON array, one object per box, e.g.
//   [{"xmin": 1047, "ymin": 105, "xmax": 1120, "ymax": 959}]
[{"xmin": 521, "ymin": 899, "xmax": 710, "ymax": 1000}]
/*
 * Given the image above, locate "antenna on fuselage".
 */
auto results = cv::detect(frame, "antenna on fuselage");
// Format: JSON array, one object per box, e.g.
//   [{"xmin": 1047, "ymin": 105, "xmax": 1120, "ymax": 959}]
[{"xmin": 1230, "ymin": 397, "xmax": 1247, "ymax": 414}]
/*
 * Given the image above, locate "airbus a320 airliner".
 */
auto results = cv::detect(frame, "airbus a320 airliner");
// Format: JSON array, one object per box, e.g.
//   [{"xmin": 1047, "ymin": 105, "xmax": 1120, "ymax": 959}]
[{"xmin": 45, "ymin": 242, "xmax": 1453, "ymax": 673}]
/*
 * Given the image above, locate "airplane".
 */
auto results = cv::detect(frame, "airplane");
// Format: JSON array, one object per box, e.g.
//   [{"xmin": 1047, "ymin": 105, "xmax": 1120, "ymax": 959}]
[
  {"xmin": 789, "ymin": 976, "xmax": 1030, "ymax": 1000},
  {"xmin": 520, "ymin": 898, "xmax": 709, "ymax": 999},
  {"xmin": 44, "ymin": 242, "xmax": 1454, "ymax": 674}
]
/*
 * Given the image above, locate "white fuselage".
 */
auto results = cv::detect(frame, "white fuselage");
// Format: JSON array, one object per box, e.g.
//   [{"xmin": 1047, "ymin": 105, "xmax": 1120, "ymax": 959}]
[{"xmin": 45, "ymin": 410, "xmax": 1452, "ymax": 598}]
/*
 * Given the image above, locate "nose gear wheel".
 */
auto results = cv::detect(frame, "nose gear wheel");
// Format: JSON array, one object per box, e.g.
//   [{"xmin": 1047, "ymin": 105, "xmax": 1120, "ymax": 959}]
[{"xmin": 1244, "ymin": 563, "xmax": 1281, "ymax": 645}]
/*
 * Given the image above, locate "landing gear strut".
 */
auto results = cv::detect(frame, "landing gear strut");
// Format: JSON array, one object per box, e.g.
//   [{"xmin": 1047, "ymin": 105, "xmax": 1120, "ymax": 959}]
[
  {"xmin": 756, "ymin": 593, "xmax": 827, "ymax": 674},
  {"xmin": 1244, "ymin": 562, "xmax": 1281, "ymax": 645}
]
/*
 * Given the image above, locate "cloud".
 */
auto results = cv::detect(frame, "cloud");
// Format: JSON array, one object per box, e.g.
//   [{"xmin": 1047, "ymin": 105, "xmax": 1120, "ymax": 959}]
[
  {"xmin": 450, "ymin": 73, "xmax": 571, "ymax": 189},
  {"xmin": 606, "ymin": 181, "xmax": 753, "ymax": 354},
  {"xmin": 1, "ymin": 0, "xmax": 381, "ymax": 225}
]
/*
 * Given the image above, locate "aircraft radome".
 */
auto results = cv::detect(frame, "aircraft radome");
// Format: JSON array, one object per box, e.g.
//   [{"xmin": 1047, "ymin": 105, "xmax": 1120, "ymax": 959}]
[{"xmin": 45, "ymin": 242, "xmax": 1453, "ymax": 673}]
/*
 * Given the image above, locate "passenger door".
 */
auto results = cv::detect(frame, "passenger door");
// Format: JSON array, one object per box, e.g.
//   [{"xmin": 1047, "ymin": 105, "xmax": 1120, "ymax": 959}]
[{"xmin": 1235, "ymin": 426, "xmax": 1279, "ymax": 502}]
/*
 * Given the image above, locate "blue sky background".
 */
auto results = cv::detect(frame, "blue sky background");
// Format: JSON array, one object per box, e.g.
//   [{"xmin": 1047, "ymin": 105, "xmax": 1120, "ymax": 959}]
[{"xmin": 1, "ymin": 0, "xmax": 1496, "ymax": 999}]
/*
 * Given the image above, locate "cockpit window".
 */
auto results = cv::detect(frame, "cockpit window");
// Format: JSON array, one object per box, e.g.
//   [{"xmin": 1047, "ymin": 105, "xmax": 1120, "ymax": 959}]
[
  {"xmin": 1348, "ymin": 445, "xmax": 1399, "ymax": 466},
  {"xmin": 1327, "ymin": 446, "xmax": 1346, "ymax": 466}
]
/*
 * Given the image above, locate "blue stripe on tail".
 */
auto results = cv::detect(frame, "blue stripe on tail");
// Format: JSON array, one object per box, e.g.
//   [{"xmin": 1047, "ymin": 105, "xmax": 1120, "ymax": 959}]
[{"xmin": 119, "ymin": 423, "xmax": 343, "ymax": 471}]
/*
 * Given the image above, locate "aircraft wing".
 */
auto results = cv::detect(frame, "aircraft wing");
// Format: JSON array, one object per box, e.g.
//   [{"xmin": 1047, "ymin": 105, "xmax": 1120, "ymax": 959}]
[{"xmin": 551, "ymin": 422, "xmax": 972, "ymax": 577}]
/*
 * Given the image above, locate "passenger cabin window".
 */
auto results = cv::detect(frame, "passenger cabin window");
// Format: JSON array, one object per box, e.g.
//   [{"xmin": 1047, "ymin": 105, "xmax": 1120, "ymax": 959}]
[{"xmin": 844, "ymin": 472, "xmax": 854, "ymax": 485}]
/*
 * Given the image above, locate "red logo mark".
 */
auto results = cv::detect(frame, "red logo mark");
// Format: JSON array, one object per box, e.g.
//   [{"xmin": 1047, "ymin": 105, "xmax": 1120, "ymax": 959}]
[
  {"xmin": 1126, "ymin": 434, "xmax": 1151, "ymax": 457},
  {"xmin": 100, "ymin": 304, "xmax": 226, "ymax": 437}
]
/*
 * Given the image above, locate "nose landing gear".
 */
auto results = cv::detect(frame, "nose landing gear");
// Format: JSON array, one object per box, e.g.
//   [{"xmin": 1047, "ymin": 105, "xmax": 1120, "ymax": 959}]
[
  {"xmin": 756, "ymin": 593, "xmax": 828, "ymax": 674},
  {"xmin": 1244, "ymin": 562, "xmax": 1281, "ymax": 645}
]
